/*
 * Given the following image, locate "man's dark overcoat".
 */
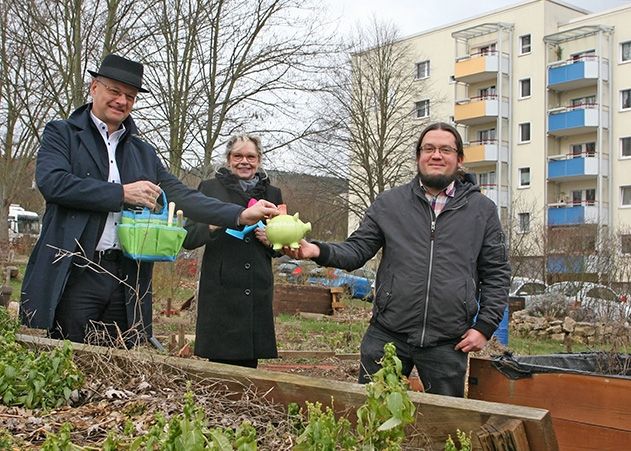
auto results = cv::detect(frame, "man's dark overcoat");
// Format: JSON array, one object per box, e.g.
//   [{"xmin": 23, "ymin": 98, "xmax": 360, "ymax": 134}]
[{"xmin": 20, "ymin": 104, "xmax": 244, "ymax": 339}]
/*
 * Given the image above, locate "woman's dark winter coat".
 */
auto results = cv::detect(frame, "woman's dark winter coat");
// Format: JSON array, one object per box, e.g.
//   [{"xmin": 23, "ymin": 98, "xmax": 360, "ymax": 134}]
[{"xmin": 183, "ymin": 168, "xmax": 282, "ymax": 360}]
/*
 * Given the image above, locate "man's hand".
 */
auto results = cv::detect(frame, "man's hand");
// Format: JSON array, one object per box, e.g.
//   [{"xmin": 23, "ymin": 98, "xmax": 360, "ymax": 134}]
[
  {"xmin": 254, "ymin": 227, "xmax": 270, "ymax": 246},
  {"xmin": 123, "ymin": 181, "xmax": 162, "ymax": 209},
  {"xmin": 239, "ymin": 199, "xmax": 279, "ymax": 225},
  {"xmin": 282, "ymin": 239, "xmax": 320, "ymax": 260},
  {"xmin": 454, "ymin": 328, "xmax": 487, "ymax": 353}
]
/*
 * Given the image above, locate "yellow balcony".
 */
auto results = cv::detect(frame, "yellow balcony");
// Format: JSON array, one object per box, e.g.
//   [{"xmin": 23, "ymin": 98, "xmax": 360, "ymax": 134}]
[
  {"xmin": 463, "ymin": 140, "xmax": 508, "ymax": 165},
  {"xmin": 454, "ymin": 96, "xmax": 508, "ymax": 125},
  {"xmin": 454, "ymin": 52, "xmax": 508, "ymax": 84}
]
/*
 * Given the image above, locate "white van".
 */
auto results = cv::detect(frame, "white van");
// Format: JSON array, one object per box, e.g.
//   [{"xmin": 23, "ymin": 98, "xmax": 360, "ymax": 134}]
[{"xmin": 8, "ymin": 204, "xmax": 40, "ymax": 241}]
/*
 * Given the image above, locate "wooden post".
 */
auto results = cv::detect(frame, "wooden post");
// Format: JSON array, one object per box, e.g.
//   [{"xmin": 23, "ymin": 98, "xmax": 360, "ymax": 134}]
[
  {"xmin": 178, "ymin": 324, "xmax": 185, "ymax": 348},
  {"xmin": 330, "ymin": 287, "xmax": 345, "ymax": 314},
  {"xmin": 477, "ymin": 416, "xmax": 531, "ymax": 451}
]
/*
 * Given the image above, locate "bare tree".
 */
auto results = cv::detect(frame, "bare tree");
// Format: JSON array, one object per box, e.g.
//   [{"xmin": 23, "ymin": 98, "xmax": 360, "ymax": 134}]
[
  {"xmin": 137, "ymin": 0, "xmax": 337, "ymax": 179},
  {"xmin": 0, "ymin": 0, "xmax": 339, "ymax": 262},
  {"xmin": 507, "ymin": 193, "xmax": 547, "ymax": 282},
  {"xmin": 0, "ymin": 0, "xmax": 153, "ymax": 262},
  {"xmin": 297, "ymin": 20, "xmax": 437, "ymax": 220}
]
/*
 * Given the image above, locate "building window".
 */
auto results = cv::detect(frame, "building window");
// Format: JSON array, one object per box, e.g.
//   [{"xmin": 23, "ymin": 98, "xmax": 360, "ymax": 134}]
[
  {"xmin": 519, "ymin": 167, "xmax": 530, "ymax": 187},
  {"xmin": 571, "ymin": 49, "xmax": 595, "ymax": 61},
  {"xmin": 571, "ymin": 95, "xmax": 596, "ymax": 107},
  {"xmin": 622, "ymin": 137, "xmax": 631, "ymax": 158},
  {"xmin": 571, "ymin": 142, "xmax": 596, "ymax": 157},
  {"xmin": 622, "ymin": 186, "xmax": 631, "ymax": 206},
  {"xmin": 585, "ymin": 142, "xmax": 596, "ymax": 156},
  {"xmin": 479, "ymin": 85, "xmax": 496, "ymax": 99},
  {"xmin": 519, "ymin": 122, "xmax": 531, "ymax": 143},
  {"xmin": 518, "ymin": 213, "xmax": 530, "ymax": 233},
  {"xmin": 520, "ymin": 34, "xmax": 531, "ymax": 54},
  {"xmin": 571, "ymin": 144, "xmax": 582, "ymax": 157},
  {"xmin": 478, "ymin": 43, "xmax": 496, "ymax": 56},
  {"xmin": 415, "ymin": 60, "xmax": 430, "ymax": 79},
  {"xmin": 479, "ymin": 171, "xmax": 496, "ymax": 187},
  {"xmin": 519, "ymin": 78, "xmax": 531, "ymax": 98},
  {"xmin": 621, "ymin": 89, "xmax": 631, "ymax": 110},
  {"xmin": 478, "ymin": 128, "xmax": 496, "ymax": 143},
  {"xmin": 572, "ymin": 190, "xmax": 582, "ymax": 205},
  {"xmin": 621, "ymin": 41, "xmax": 631, "ymax": 63},
  {"xmin": 415, "ymin": 99, "xmax": 430, "ymax": 118},
  {"xmin": 622, "ymin": 235, "xmax": 631, "ymax": 254},
  {"xmin": 586, "ymin": 189, "xmax": 595, "ymax": 205}
]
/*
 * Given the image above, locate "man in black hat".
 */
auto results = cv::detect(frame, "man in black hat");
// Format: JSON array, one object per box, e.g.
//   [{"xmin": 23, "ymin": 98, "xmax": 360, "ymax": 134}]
[{"xmin": 20, "ymin": 54, "xmax": 279, "ymax": 346}]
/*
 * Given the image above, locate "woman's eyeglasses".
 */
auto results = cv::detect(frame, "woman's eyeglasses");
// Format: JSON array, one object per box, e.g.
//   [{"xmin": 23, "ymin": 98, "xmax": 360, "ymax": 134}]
[{"xmin": 230, "ymin": 153, "xmax": 259, "ymax": 163}]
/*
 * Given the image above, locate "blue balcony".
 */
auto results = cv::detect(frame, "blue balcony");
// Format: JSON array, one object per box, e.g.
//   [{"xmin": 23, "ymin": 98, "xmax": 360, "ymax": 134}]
[
  {"xmin": 547, "ymin": 106, "xmax": 607, "ymax": 136},
  {"xmin": 547, "ymin": 156, "xmax": 605, "ymax": 181},
  {"xmin": 547, "ymin": 255, "xmax": 592, "ymax": 274},
  {"xmin": 547, "ymin": 58, "xmax": 607, "ymax": 91},
  {"xmin": 547, "ymin": 204, "xmax": 605, "ymax": 226}
]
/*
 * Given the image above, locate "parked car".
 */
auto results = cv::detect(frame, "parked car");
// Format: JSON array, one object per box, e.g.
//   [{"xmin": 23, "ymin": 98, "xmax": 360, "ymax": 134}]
[
  {"xmin": 529, "ymin": 281, "xmax": 630, "ymax": 321},
  {"xmin": 275, "ymin": 259, "xmax": 318, "ymax": 283},
  {"xmin": 306, "ymin": 267, "xmax": 375, "ymax": 300},
  {"xmin": 510, "ymin": 277, "xmax": 546, "ymax": 307}
]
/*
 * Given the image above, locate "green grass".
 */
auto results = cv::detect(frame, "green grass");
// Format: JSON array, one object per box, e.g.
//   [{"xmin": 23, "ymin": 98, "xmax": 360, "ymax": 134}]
[
  {"xmin": 275, "ymin": 312, "xmax": 368, "ymax": 353},
  {"xmin": 508, "ymin": 335, "xmax": 580, "ymax": 355}
]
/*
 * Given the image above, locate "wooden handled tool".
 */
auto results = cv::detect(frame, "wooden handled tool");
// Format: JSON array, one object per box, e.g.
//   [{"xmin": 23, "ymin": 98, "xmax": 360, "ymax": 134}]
[{"xmin": 167, "ymin": 202, "xmax": 176, "ymax": 226}]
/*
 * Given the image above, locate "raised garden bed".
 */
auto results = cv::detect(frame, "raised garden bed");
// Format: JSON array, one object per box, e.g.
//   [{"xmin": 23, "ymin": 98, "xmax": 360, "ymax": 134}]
[
  {"xmin": 469, "ymin": 354, "xmax": 631, "ymax": 450},
  {"xmin": 15, "ymin": 334, "xmax": 558, "ymax": 450}
]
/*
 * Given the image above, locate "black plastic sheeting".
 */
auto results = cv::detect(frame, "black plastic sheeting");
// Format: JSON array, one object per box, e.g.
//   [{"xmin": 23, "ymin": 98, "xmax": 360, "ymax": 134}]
[{"xmin": 491, "ymin": 352, "xmax": 631, "ymax": 380}]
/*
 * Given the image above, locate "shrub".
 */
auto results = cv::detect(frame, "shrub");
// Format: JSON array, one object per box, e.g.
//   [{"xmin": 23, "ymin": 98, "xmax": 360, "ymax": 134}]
[{"xmin": 0, "ymin": 307, "xmax": 84, "ymax": 409}]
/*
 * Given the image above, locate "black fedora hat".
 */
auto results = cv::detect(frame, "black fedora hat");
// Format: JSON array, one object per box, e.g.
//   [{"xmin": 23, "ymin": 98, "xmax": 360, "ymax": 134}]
[{"xmin": 88, "ymin": 54, "xmax": 150, "ymax": 93}]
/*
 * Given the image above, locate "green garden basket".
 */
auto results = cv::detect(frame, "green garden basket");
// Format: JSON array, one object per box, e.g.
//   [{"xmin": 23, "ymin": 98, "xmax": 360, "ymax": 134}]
[{"xmin": 117, "ymin": 192, "xmax": 187, "ymax": 262}]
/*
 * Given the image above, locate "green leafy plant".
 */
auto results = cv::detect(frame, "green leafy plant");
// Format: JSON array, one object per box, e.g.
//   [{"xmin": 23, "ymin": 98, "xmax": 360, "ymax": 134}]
[
  {"xmin": 294, "ymin": 401, "xmax": 356, "ymax": 450},
  {"xmin": 125, "ymin": 390, "xmax": 257, "ymax": 450},
  {"xmin": 355, "ymin": 342, "xmax": 416, "ymax": 449},
  {"xmin": 293, "ymin": 342, "xmax": 416, "ymax": 450},
  {"xmin": 444, "ymin": 429, "xmax": 472, "ymax": 451},
  {"xmin": 0, "ymin": 308, "xmax": 84, "ymax": 409},
  {"xmin": 42, "ymin": 423, "xmax": 81, "ymax": 450},
  {"xmin": 0, "ymin": 429, "xmax": 17, "ymax": 449}
]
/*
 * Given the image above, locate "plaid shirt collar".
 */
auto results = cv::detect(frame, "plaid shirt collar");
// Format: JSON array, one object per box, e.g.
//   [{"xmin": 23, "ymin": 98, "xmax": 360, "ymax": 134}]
[
  {"xmin": 420, "ymin": 180, "xmax": 456, "ymax": 197},
  {"xmin": 420, "ymin": 180, "xmax": 456, "ymax": 216}
]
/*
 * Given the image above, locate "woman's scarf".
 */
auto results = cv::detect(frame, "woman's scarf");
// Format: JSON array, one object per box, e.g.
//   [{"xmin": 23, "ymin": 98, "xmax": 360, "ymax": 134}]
[{"xmin": 215, "ymin": 167, "xmax": 270, "ymax": 204}]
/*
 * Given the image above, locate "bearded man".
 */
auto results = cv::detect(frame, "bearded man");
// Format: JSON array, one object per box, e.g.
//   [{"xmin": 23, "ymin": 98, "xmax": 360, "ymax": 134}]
[{"xmin": 285, "ymin": 122, "xmax": 510, "ymax": 397}]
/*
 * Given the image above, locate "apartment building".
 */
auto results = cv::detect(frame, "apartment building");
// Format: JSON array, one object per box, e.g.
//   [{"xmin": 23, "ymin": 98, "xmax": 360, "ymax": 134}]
[{"xmin": 390, "ymin": 0, "xmax": 631, "ymax": 281}]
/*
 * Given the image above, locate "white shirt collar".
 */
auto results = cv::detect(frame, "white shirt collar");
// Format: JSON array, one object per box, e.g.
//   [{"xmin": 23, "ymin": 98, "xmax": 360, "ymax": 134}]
[{"xmin": 89, "ymin": 110, "xmax": 126, "ymax": 139}]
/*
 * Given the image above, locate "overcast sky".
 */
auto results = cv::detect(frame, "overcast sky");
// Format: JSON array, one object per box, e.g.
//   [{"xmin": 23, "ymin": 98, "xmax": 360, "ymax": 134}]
[{"xmin": 327, "ymin": 0, "xmax": 631, "ymax": 37}]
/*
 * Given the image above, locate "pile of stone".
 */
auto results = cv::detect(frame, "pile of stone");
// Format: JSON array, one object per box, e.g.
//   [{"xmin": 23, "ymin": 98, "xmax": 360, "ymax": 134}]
[{"xmin": 511, "ymin": 309, "xmax": 630, "ymax": 345}]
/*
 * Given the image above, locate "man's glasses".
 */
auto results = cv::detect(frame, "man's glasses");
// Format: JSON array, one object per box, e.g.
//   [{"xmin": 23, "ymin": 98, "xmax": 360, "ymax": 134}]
[
  {"xmin": 419, "ymin": 144, "xmax": 458, "ymax": 156},
  {"xmin": 230, "ymin": 152, "xmax": 259, "ymax": 163},
  {"xmin": 95, "ymin": 79, "xmax": 137, "ymax": 103}
]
